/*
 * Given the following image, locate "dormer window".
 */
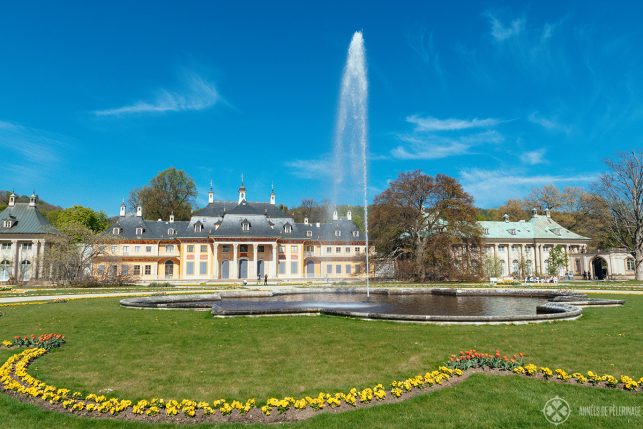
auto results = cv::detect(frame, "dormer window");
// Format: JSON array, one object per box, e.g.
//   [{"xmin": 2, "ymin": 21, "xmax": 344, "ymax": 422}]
[
  {"xmin": 550, "ymin": 227, "xmax": 561, "ymax": 236},
  {"xmin": 194, "ymin": 222, "xmax": 203, "ymax": 232},
  {"xmin": 508, "ymin": 229, "xmax": 516, "ymax": 235},
  {"xmin": 135, "ymin": 227, "xmax": 144, "ymax": 235},
  {"xmin": 306, "ymin": 230, "xmax": 312, "ymax": 237},
  {"xmin": 352, "ymin": 230, "xmax": 359, "ymax": 237},
  {"xmin": 241, "ymin": 221, "xmax": 250, "ymax": 231},
  {"xmin": 335, "ymin": 229, "xmax": 341, "ymax": 237},
  {"xmin": 112, "ymin": 227, "xmax": 121, "ymax": 235},
  {"xmin": 167, "ymin": 228, "xmax": 175, "ymax": 235},
  {"xmin": 284, "ymin": 224, "xmax": 292, "ymax": 234},
  {"xmin": 2, "ymin": 220, "xmax": 13, "ymax": 228},
  {"xmin": 483, "ymin": 228, "xmax": 489, "ymax": 235}
]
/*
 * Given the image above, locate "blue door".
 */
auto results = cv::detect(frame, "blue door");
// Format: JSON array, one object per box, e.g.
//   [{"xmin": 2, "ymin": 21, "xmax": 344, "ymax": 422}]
[
  {"xmin": 221, "ymin": 260, "xmax": 230, "ymax": 279},
  {"xmin": 306, "ymin": 260, "xmax": 315, "ymax": 278},
  {"xmin": 257, "ymin": 260, "xmax": 264, "ymax": 277},
  {"xmin": 238, "ymin": 259, "xmax": 248, "ymax": 279}
]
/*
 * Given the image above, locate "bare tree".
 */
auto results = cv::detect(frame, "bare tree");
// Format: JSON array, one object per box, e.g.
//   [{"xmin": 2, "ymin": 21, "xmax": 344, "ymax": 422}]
[{"xmin": 599, "ymin": 151, "xmax": 643, "ymax": 280}]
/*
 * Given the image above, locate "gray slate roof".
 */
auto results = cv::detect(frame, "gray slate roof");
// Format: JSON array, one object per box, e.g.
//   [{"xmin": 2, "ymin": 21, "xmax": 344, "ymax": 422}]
[
  {"xmin": 0, "ymin": 203, "xmax": 58, "ymax": 235},
  {"xmin": 107, "ymin": 200, "xmax": 364, "ymax": 243}
]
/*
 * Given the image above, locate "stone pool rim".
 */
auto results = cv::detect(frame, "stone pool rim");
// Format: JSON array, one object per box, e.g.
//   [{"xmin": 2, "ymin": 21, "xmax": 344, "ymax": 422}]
[{"xmin": 119, "ymin": 288, "xmax": 624, "ymax": 324}]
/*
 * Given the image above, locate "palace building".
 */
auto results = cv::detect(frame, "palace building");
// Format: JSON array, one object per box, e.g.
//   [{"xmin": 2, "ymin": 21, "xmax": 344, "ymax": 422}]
[
  {"xmin": 0, "ymin": 192, "xmax": 58, "ymax": 282},
  {"xmin": 95, "ymin": 181, "xmax": 367, "ymax": 282},
  {"xmin": 479, "ymin": 209, "xmax": 636, "ymax": 280}
]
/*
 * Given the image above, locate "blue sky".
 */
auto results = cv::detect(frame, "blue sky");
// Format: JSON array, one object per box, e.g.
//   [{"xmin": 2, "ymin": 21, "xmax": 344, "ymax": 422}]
[{"xmin": 1, "ymin": 1, "xmax": 642, "ymax": 215}]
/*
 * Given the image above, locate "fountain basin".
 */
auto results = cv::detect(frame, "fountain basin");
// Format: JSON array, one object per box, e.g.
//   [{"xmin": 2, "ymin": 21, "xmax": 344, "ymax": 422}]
[{"xmin": 119, "ymin": 288, "xmax": 624, "ymax": 324}]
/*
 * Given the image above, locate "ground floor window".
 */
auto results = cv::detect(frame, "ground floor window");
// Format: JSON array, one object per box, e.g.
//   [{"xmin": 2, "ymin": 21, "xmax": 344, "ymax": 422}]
[
  {"xmin": 0, "ymin": 260, "xmax": 11, "ymax": 281},
  {"xmin": 345, "ymin": 264, "xmax": 351, "ymax": 274},
  {"xmin": 122, "ymin": 265, "xmax": 129, "ymax": 276},
  {"xmin": 335, "ymin": 264, "xmax": 342, "ymax": 274},
  {"xmin": 326, "ymin": 264, "xmax": 332, "ymax": 274},
  {"xmin": 97, "ymin": 265, "xmax": 105, "ymax": 276},
  {"xmin": 626, "ymin": 258, "xmax": 635, "ymax": 271},
  {"xmin": 133, "ymin": 265, "xmax": 141, "ymax": 276}
]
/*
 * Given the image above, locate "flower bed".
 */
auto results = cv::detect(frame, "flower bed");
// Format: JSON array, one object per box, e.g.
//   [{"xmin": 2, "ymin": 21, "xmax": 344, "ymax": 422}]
[{"xmin": 0, "ymin": 337, "xmax": 640, "ymax": 423}]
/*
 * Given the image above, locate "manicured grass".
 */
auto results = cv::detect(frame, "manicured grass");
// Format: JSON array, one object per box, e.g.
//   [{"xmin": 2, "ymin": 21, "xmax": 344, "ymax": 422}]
[{"xmin": 0, "ymin": 293, "xmax": 641, "ymax": 427}]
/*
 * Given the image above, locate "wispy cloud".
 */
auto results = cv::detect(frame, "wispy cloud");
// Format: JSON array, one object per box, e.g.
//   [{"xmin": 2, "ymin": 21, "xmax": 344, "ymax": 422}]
[
  {"xmin": 407, "ymin": 115, "xmax": 502, "ymax": 131},
  {"xmin": 487, "ymin": 13, "xmax": 525, "ymax": 42},
  {"xmin": 391, "ymin": 130, "xmax": 503, "ymax": 160},
  {"xmin": 528, "ymin": 112, "xmax": 571, "ymax": 133},
  {"xmin": 94, "ymin": 72, "xmax": 221, "ymax": 116},
  {"xmin": 285, "ymin": 157, "xmax": 333, "ymax": 180},
  {"xmin": 391, "ymin": 114, "xmax": 504, "ymax": 160},
  {"xmin": 0, "ymin": 120, "xmax": 66, "ymax": 182},
  {"xmin": 519, "ymin": 148, "xmax": 547, "ymax": 165},
  {"xmin": 460, "ymin": 168, "xmax": 596, "ymax": 207}
]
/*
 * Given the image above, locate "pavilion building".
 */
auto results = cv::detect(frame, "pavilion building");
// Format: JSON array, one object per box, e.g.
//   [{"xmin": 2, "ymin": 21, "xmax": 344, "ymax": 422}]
[{"xmin": 0, "ymin": 192, "xmax": 58, "ymax": 282}]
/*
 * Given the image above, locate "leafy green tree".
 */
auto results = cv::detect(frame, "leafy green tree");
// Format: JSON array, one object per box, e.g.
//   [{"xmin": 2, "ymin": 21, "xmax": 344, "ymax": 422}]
[
  {"xmin": 128, "ymin": 168, "xmax": 197, "ymax": 221},
  {"xmin": 48, "ymin": 206, "xmax": 110, "ymax": 235},
  {"xmin": 546, "ymin": 245, "xmax": 569, "ymax": 276}
]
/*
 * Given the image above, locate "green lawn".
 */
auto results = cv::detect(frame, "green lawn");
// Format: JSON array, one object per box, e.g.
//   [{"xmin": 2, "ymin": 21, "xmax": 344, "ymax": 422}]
[{"xmin": 0, "ymin": 294, "xmax": 641, "ymax": 428}]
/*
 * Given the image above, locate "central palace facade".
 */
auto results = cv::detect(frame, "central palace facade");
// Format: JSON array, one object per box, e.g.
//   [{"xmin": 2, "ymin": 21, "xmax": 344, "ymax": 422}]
[{"xmin": 94, "ymin": 182, "xmax": 367, "ymax": 282}]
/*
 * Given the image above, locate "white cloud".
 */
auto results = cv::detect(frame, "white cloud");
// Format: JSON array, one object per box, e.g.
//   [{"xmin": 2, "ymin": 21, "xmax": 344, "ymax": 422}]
[
  {"xmin": 285, "ymin": 157, "xmax": 333, "ymax": 179},
  {"xmin": 460, "ymin": 168, "xmax": 596, "ymax": 207},
  {"xmin": 391, "ymin": 130, "xmax": 503, "ymax": 160},
  {"xmin": 528, "ymin": 112, "xmax": 571, "ymax": 133},
  {"xmin": 0, "ymin": 120, "xmax": 65, "ymax": 182},
  {"xmin": 406, "ymin": 115, "xmax": 501, "ymax": 131},
  {"xmin": 520, "ymin": 148, "xmax": 547, "ymax": 165},
  {"xmin": 487, "ymin": 13, "xmax": 525, "ymax": 42},
  {"xmin": 94, "ymin": 72, "xmax": 221, "ymax": 116}
]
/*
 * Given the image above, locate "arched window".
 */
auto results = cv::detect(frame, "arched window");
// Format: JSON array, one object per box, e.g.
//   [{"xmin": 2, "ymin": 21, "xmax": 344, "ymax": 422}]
[
  {"xmin": 167, "ymin": 228, "xmax": 175, "ymax": 235},
  {"xmin": 241, "ymin": 221, "xmax": 250, "ymax": 231},
  {"xmin": 164, "ymin": 260, "xmax": 174, "ymax": 278},
  {"xmin": 512, "ymin": 259, "xmax": 519, "ymax": 275},
  {"xmin": 352, "ymin": 230, "xmax": 359, "ymax": 237},
  {"xmin": 334, "ymin": 229, "xmax": 341, "ymax": 237},
  {"xmin": 0, "ymin": 260, "xmax": 11, "ymax": 281},
  {"xmin": 20, "ymin": 260, "xmax": 32, "ymax": 281},
  {"xmin": 194, "ymin": 223, "xmax": 203, "ymax": 232},
  {"xmin": 112, "ymin": 227, "xmax": 121, "ymax": 235},
  {"xmin": 135, "ymin": 227, "xmax": 144, "ymax": 235}
]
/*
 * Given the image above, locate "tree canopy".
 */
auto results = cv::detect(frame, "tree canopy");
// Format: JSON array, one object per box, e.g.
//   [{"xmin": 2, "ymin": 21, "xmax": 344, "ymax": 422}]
[
  {"xmin": 128, "ymin": 168, "xmax": 197, "ymax": 221},
  {"xmin": 369, "ymin": 170, "xmax": 482, "ymax": 281},
  {"xmin": 48, "ymin": 205, "xmax": 110, "ymax": 235}
]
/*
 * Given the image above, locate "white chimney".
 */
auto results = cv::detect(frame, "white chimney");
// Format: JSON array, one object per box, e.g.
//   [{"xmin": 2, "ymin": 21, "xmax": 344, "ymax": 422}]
[
  {"xmin": 316, "ymin": 222, "xmax": 320, "ymax": 227},
  {"xmin": 119, "ymin": 201, "xmax": 126, "ymax": 217},
  {"xmin": 304, "ymin": 217, "xmax": 309, "ymax": 225},
  {"xmin": 332, "ymin": 210, "xmax": 338, "ymax": 221},
  {"xmin": 347, "ymin": 210, "xmax": 352, "ymax": 221},
  {"xmin": 136, "ymin": 206, "xmax": 142, "ymax": 217}
]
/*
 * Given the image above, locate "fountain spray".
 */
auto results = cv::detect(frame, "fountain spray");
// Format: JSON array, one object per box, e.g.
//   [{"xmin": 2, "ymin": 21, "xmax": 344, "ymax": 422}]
[{"xmin": 331, "ymin": 31, "xmax": 369, "ymax": 296}]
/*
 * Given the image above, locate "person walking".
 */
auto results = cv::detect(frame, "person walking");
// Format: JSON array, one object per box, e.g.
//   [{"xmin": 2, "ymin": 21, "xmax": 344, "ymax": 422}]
[{"xmin": 264, "ymin": 273, "xmax": 268, "ymax": 285}]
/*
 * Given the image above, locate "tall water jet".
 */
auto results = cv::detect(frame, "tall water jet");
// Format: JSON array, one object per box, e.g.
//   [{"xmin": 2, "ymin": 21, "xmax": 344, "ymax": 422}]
[{"xmin": 331, "ymin": 31, "xmax": 370, "ymax": 296}]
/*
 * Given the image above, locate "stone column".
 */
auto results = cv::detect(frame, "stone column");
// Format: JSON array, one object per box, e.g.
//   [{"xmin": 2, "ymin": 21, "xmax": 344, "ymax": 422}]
[
  {"xmin": 506, "ymin": 245, "xmax": 512, "ymax": 276},
  {"xmin": 519, "ymin": 244, "xmax": 525, "ymax": 276},
  {"xmin": 34, "ymin": 240, "xmax": 41, "ymax": 280},
  {"xmin": 538, "ymin": 244, "xmax": 545, "ymax": 275},
  {"xmin": 272, "ymin": 244, "xmax": 278, "ymax": 279},
  {"xmin": 249, "ymin": 243, "xmax": 258, "ymax": 281},
  {"xmin": 212, "ymin": 243, "xmax": 219, "ymax": 280},
  {"xmin": 12, "ymin": 239, "xmax": 19, "ymax": 277},
  {"xmin": 231, "ymin": 243, "xmax": 238, "ymax": 279}
]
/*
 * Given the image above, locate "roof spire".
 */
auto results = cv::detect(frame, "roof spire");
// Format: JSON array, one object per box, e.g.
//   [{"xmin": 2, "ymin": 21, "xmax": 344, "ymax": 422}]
[
  {"xmin": 270, "ymin": 182, "xmax": 276, "ymax": 205},
  {"xmin": 238, "ymin": 173, "xmax": 247, "ymax": 204},
  {"xmin": 29, "ymin": 190, "xmax": 37, "ymax": 207},
  {"xmin": 208, "ymin": 179, "xmax": 214, "ymax": 204}
]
